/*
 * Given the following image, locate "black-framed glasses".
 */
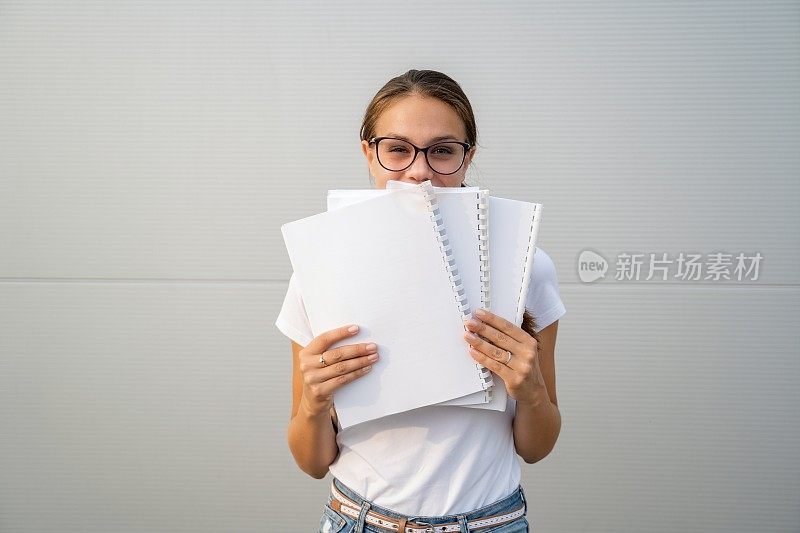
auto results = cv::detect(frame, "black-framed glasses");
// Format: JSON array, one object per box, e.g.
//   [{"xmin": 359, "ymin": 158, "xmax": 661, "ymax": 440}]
[{"xmin": 368, "ymin": 136, "xmax": 472, "ymax": 175}]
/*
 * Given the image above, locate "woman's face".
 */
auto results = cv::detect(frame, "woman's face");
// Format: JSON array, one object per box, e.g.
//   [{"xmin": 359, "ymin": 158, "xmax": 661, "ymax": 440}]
[{"xmin": 361, "ymin": 94, "xmax": 476, "ymax": 189}]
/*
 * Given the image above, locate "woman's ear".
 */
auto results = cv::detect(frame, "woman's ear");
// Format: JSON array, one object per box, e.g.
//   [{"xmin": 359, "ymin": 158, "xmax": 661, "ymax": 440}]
[
  {"xmin": 361, "ymin": 139, "xmax": 373, "ymax": 163},
  {"xmin": 465, "ymin": 146, "xmax": 477, "ymax": 165},
  {"xmin": 462, "ymin": 147, "xmax": 477, "ymax": 187}
]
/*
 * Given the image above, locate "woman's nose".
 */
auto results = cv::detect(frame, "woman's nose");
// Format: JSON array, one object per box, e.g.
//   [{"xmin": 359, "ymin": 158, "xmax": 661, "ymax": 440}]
[{"xmin": 404, "ymin": 151, "xmax": 435, "ymax": 182}]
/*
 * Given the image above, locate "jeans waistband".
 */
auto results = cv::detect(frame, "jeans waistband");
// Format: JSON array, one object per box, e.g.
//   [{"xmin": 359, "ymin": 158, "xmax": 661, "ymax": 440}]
[{"xmin": 330, "ymin": 477, "xmax": 527, "ymax": 524}]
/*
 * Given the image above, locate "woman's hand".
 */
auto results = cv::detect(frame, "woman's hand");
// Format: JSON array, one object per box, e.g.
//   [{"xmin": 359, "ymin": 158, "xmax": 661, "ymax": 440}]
[
  {"xmin": 462, "ymin": 308, "xmax": 548, "ymax": 407},
  {"xmin": 298, "ymin": 325, "xmax": 379, "ymax": 417}
]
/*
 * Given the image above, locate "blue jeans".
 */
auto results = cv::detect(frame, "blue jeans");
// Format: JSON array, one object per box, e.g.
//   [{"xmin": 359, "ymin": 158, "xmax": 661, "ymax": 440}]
[{"xmin": 318, "ymin": 478, "xmax": 529, "ymax": 532}]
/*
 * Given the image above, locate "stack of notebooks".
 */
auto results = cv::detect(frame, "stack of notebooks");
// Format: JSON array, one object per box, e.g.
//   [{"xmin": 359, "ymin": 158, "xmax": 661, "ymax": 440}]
[{"xmin": 281, "ymin": 181, "xmax": 542, "ymax": 429}]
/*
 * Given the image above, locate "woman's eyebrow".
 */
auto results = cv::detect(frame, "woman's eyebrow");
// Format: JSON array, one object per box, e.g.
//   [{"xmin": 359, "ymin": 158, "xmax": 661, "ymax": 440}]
[{"xmin": 383, "ymin": 132, "xmax": 461, "ymax": 144}]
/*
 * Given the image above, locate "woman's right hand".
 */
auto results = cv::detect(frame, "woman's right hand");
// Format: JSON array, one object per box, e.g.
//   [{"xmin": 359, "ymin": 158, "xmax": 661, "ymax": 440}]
[{"xmin": 298, "ymin": 325, "xmax": 379, "ymax": 417}]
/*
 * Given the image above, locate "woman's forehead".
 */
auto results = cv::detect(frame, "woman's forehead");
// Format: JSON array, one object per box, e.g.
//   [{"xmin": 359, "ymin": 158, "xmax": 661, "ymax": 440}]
[{"xmin": 374, "ymin": 94, "xmax": 467, "ymax": 143}]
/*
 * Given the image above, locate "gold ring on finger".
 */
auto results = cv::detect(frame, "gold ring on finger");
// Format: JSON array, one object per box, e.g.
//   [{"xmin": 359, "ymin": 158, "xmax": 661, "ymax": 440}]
[
  {"xmin": 504, "ymin": 351, "xmax": 513, "ymax": 365},
  {"xmin": 319, "ymin": 354, "xmax": 327, "ymax": 366}
]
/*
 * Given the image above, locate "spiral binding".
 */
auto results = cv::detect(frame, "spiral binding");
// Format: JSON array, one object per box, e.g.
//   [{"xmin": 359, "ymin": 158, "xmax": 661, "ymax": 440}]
[
  {"xmin": 418, "ymin": 182, "xmax": 494, "ymax": 393},
  {"xmin": 515, "ymin": 203, "xmax": 544, "ymax": 325},
  {"xmin": 475, "ymin": 189, "xmax": 494, "ymax": 397},
  {"xmin": 477, "ymin": 190, "xmax": 490, "ymax": 312}
]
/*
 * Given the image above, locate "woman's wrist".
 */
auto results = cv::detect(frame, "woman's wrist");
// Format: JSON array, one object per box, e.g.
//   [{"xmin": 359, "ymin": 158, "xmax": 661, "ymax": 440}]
[
  {"xmin": 513, "ymin": 394, "xmax": 561, "ymax": 464},
  {"xmin": 515, "ymin": 388, "xmax": 552, "ymax": 410},
  {"xmin": 289, "ymin": 397, "xmax": 338, "ymax": 479},
  {"xmin": 298, "ymin": 395, "xmax": 332, "ymax": 420}
]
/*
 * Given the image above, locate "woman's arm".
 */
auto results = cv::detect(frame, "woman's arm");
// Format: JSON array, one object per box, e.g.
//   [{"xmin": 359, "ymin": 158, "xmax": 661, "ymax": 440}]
[
  {"xmin": 287, "ymin": 327, "xmax": 379, "ymax": 478},
  {"xmin": 463, "ymin": 311, "xmax": 562, "ymax": 463},
  {"xmin": 511, "ymin": 320, "xmax": 561, "ymax": 463},
  {"xmin": 288, "ymin": 340, "xmax": 339, "ymax": 479}
]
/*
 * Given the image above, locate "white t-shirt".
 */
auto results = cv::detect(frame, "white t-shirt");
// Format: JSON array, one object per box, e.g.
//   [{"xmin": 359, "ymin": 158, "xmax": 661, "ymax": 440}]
[{"xmin": 275, "ymin": 247, "xmax": 566, "ymax": 516}]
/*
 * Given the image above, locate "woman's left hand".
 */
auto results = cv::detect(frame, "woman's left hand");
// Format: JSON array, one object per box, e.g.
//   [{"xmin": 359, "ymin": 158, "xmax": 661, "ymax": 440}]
[{"xmin": 463, "ymin": 308, "xmax": 548, "ymax": 407}]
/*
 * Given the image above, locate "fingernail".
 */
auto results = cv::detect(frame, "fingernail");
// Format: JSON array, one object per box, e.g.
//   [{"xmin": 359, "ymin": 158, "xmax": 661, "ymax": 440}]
[
  {"xmin": 363, "ymin": 365, "xmax": 372, "ymax": 373},
  {"xmin": 475, "ymin": 308, "xmax": 487, "ymax": 317},
  {"xmin": 368, "ymin": 353, "xmax": 379, "ymax": 362},
  {"xmin": 348, "ymin": 325, "xmax": 359, "ymax": 333},
  {"xmin": 365, "ymin": 343, "xmax": 377, "ymax": 351},
  {"xmin": 466, "ymin": 319, "xmax": 480, "ymax": 327}
]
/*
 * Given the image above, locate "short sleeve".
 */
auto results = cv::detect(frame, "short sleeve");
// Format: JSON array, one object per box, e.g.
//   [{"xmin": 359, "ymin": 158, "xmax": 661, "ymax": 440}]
[
  {"xmin": 275, "ymin": 272, "xmax": 314, "ymax": 347},
  {"xmin": 525, "ymin": 247, "xmax": 566, "ymax": 333}
]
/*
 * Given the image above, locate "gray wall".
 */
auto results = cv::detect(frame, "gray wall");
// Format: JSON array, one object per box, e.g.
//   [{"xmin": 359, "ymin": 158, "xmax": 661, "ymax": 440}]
[{"xmin": 1, "ymin": 1, "xmax": 798, "ymax": 531}]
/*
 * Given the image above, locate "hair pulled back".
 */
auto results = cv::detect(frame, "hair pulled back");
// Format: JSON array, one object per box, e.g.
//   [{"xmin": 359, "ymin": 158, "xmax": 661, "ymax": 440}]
[{"xmin": 360, "ymin": 69, "xmax": 477, "ymax": 146}]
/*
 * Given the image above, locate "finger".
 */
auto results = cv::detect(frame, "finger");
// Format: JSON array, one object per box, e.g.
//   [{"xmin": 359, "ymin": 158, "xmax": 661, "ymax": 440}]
[
  {"xmin": 300, "ymin": 342, "xmax": 377, "ymax": 375},
  {"xmin": 464, "ymin": 316, "xmax": 526, "ymax": 356},
  {"xmin": 467, "ymin": 346, "xmax": 515, "ymax": 383},
  {"xmin": 463, "ymin": 330, "xmax": 525, "ymax": 373},
  {"xmin": 315, "ymin": 361, "xmax": 375, "ymax": 396},
  {"xmin": 474, "ymin": 309, "xmax": 531, "ymax": 344},
  {"xmin": 304, "ymin": 324, "xmax": 361, "ymax": 357},
  {"xmin": 318, "ymin": 342, "xmax": 378, "ymax": 367},
  {"xmin": 314, "ymin": 353, "xmax": 379, "ymax": 384}
]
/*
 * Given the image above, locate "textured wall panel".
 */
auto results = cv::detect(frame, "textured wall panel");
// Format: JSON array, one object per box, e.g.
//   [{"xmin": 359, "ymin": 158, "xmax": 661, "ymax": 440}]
[
  {"xmin": 1, "ymin": 1, "xmax": 796, "ymax": 282},
  {"xmin": 0, "ymin": 1, "xmax": 797, "ymax": 532}
]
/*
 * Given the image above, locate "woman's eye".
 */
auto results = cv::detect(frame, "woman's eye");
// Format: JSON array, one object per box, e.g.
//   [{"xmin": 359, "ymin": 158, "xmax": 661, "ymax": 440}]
[
  {"xmin": 432, "ymin": 146, "xmax": 454, "ymax": 155},
  {"xmin": 388, "ymin": 145, "xmax": 410, "ymax": 153}
]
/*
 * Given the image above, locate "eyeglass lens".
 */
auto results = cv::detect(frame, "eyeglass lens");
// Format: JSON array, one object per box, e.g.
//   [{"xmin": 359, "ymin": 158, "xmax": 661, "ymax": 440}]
[{"xmin": 376, "ymin": 139, "xmax": 466, "ymax": 175}]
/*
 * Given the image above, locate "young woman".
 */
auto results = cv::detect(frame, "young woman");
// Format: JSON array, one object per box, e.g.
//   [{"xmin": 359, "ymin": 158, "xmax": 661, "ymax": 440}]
[{"xmin": 276, "ymin": 69, "xmax": 566, "ymax": 533}]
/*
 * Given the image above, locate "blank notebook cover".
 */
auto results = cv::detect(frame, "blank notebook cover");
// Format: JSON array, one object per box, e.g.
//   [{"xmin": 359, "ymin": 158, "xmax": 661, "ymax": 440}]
[
  {"xmin": 407, "ymin": 188, "xmax": 544, "ymax": 411},
  {"xmin": 329, "ymin": 185, "xmax": 545, "ymax": 411},
  {"xmin": 329, "ymin": 184, "xmax": 494, "ymax": 408},
  {"xmin": 281, "ymin": 182, "xmax": 492, "ymax": 429},
  {"xmin": 327, "ymin": 186, "xmax": 488, "ymax": 328},
  {"xmin": 386, "ymin": 182, "xmax": 502, "ymax": 409},
  {"xmin": 482, "ymin": 195, "xmax": 543, "ymax": 409},
  {"xmin": 487, "ymin": 196, "xmax": 543, "ymax": 327},
  {"xmin": 381, "ymin": 187, "xmax": 544, "ymax": 411}
]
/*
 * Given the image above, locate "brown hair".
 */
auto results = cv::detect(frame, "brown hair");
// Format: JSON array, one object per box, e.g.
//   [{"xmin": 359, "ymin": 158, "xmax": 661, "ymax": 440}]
[
  {"xmin": 522, "ymin": 310, "xmax": 540, "ymax": 344},
  {"xmin": 361, "ymin": 69, "xmax": 540, "ymax": 342},
  {"xmin": 360, "ymin": 69, "xmax": 477, "ymax": 146}
]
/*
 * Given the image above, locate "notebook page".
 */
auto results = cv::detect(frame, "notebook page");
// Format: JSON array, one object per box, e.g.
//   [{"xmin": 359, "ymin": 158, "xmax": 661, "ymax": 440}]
[
  {"xmin": 480, "ymin": 196, "xmax": 543, "ymax": 408},
  {"xmin": 488, "ymin": 196, "xmax": 543, "ymax": 326},
  {"xmin": 332, "ymin": 185, "xmax": 487, "ymax": 332},
  {"xmin": 331, "ymin": 185, "xmax": 494, "ymax": 408},
  {"xmin": 281, "ymin": 184, "xmax": 489, "ymax": 428},
  {"xmin": 326, "ymin": 189, "xmax": 390, "ymax": 210},
  {"xmin": 384, "ymin": 182, "xmax": 500, "ymax": 408}
]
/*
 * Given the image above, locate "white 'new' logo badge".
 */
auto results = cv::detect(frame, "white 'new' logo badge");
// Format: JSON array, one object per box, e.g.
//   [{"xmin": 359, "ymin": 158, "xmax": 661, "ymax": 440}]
[{"xmin": 578, "ymin": 250, "xmax": 608, "ymax": 283}]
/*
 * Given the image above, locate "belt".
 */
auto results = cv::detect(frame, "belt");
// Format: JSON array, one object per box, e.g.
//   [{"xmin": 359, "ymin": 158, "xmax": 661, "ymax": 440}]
[{"xmin": 329, "ymin": 482, "xmax": 526, "ymax": 533}]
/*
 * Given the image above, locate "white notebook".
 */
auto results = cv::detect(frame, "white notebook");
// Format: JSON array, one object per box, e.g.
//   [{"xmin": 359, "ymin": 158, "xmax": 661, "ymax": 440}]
[
  {"xmin": 336, "ymin": 181, "xmax": 543, "ymax": 411},
  {"xmin": 480, "ymin": 195, "xmax": 543, "ymax": 409},
  {"xmin": 379, "ymin": 183, "xmax": 544, "ymax": 411},
  {"xmin": 281, "ymin": 182, "xmax": 493, "ymax": 429},
  {"xmin": 487, "ymin": 196, "xmax": 543, "ymax": 327},
  {"xmin": 330, "ymin": 183, "xmax": 495, "ymax": 408}
]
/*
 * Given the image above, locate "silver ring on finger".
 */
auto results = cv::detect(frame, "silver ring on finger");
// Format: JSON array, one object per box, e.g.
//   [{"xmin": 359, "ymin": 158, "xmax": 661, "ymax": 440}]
[
  {"xmin": 319, "ymin": 354, "xmax": 328, "ymax": 366},
  {"xmin": 504, "ymin": 351, "xmax": 513, "ymax": 365}
]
